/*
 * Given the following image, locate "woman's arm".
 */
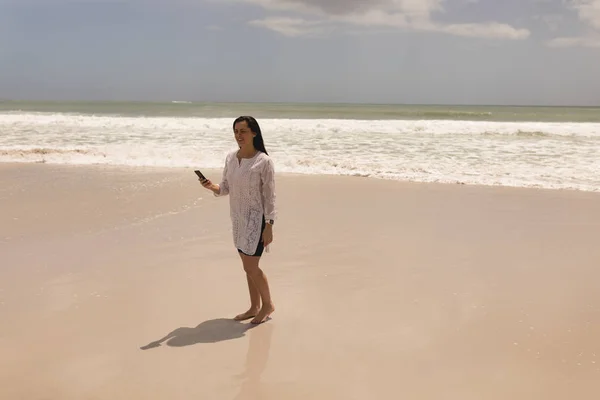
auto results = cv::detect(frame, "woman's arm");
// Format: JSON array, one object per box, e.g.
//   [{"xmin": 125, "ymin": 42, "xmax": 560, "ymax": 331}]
[
  {"xmin": 213, "ymin": 154, "xmax": 231, "ymax": 197},
  {"xmin": 261, "ymin": 157, "xmax": 276, "ymax": 221},
  {"xmin": 200, "ymin": 154, "xmax": 230, "ymax": 196}
]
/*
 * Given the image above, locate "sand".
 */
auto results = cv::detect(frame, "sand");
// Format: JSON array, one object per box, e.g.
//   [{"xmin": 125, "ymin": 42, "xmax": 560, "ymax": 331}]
[{"xmin": 1, "ymin": 163, "xmax": 600, "ymax": 399}]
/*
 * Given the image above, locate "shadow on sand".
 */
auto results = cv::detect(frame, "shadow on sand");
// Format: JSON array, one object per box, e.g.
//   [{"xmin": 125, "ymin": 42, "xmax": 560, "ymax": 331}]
[{"xmin": 140, "ymin": 318, "xmax": 258, "ymax": 350}]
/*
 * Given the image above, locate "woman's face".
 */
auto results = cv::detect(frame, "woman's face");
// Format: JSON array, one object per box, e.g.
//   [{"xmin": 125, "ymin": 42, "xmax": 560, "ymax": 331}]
[{"xmin": 234, "ymin": 121, "xmax": 255, "ymax": 148}]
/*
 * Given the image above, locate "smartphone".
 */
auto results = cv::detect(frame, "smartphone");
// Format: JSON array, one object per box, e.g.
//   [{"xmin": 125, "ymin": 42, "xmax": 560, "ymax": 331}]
[{"xmin": 194, "ymin": 170, "xmax": 207, "ymax": 180}]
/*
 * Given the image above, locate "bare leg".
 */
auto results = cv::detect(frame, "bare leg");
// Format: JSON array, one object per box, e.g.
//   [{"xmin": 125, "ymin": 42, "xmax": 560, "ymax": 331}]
[
  {"xmin": 239, "ymin": 253, "xmax": 275, "ymax": 324},
  {"xmin": 234, "ymin": 259, "xmax": 261, "ymax": 321}
]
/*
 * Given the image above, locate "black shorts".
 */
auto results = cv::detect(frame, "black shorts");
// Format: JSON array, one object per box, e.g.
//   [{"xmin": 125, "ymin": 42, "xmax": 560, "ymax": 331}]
[{"xmin": 238, "ymin": 216, "xmax": 266, "ymax": 257}]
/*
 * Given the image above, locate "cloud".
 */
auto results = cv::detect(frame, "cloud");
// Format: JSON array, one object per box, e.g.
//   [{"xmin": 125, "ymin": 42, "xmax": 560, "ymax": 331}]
[
  {"xmin": 547, "ymin": 35, "xmax": 600, "ymax": 47},
  {"xmin": 547, "ymin": 0, "xmax": 600, "ymax": 47},
  {"xmin": 248, "ymin": 17, "xmax": 327, "ymax": 37},
  {"xmin": 571, "ymin": 0, "xmax": 600, "ymax": 29},
  {"xmin": 234, "ymin": 0, "xmax": 530, "ymax": 40},
  {"xmin": 0, "ymin": 0, "xmax": 532, "ymax": 41},
  {"xmin": 441, "ymin": 22, "xmax": 530, "ymax": 39},
  {"xmin": 238, "ymin": 0, "xmax": 444, "ymax": 17}
]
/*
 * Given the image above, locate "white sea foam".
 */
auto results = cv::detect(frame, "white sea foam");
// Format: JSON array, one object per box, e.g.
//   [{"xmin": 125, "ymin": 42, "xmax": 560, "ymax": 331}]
[{"xmin": 1, "ymin": 113, "xmax": 599, "ymax": 192}]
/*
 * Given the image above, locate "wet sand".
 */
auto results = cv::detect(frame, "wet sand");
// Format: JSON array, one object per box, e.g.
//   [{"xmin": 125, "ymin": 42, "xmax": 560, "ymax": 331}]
[{"xmin": 1, "ymin": 163, "xmax": 600, "ymax": 399}]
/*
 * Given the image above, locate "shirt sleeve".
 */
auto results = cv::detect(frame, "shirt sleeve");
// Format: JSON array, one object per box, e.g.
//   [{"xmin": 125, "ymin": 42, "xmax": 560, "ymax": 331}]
[
  {"xmin": 261, "ymin": 157, "xmax": 277, "ymax": 221},
  {"xmin": 214, "ymin": 153, "xmax": 230, "ymax": 197}
]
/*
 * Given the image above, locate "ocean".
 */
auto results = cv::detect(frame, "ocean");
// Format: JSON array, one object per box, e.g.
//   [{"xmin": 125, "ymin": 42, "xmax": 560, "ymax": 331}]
[{"xmin": 1, "ymin": 101, "xmax": 599, "ymax": 192}]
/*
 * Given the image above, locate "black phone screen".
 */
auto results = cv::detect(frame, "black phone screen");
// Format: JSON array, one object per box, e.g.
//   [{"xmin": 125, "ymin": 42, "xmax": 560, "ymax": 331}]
[{"xmin": 194, "ymin": 170, "xmax": 206, "ymax": 180}]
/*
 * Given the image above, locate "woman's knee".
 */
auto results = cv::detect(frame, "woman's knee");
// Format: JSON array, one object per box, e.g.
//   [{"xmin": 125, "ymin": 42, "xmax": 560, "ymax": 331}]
[
  {"xmin": 244, "ymin": 264, "xmax": 260, "ymax": 276},
  {"xmin": 241, "ymin": 256, "xmax": 261, "ymax": 276}
]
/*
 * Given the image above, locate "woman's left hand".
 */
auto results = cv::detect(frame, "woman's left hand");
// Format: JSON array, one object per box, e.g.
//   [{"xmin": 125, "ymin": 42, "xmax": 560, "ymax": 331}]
[{"xmin": 262, "ymin": 225, "xmax": 273, "ymax": 247}]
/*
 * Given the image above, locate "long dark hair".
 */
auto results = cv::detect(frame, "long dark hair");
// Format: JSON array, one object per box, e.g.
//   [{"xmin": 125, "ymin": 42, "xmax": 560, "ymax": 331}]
[{"xmin": 233, "ymin": 116, "xmax": 268, "ymax": 155}]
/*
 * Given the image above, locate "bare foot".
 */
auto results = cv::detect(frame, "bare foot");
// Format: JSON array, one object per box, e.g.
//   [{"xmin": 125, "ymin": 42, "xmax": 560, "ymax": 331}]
[
  {"xmin": 251, "ymin": 304, "xmax": 275, "ymax": 324},
  {"xmin": 234, "ymin": 308, "xmax": 259, "ymax": 321}
]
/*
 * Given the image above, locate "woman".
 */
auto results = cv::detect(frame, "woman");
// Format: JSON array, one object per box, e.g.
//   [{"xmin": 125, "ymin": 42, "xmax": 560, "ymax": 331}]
[{"xmin": 199, "ymin": 116, "xmax": 276, "ymax": 325}]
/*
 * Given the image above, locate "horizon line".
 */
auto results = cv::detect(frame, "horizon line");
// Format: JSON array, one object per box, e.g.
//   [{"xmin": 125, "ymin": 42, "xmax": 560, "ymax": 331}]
[{"xmin": 1, "ymin": 99, "xmax": 599, "ymax": 108}]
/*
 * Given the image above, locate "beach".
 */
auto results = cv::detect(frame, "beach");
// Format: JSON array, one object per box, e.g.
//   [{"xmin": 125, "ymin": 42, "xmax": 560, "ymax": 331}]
[{"xmin": 1, "ymin": 162, "xmax": 599, "ymax": 399}]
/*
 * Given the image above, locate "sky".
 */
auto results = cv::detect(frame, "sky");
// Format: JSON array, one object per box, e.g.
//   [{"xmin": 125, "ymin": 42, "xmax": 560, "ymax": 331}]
[{"xmin": 0, "ymin": 0, "xmax": 599, "ymax": 106}]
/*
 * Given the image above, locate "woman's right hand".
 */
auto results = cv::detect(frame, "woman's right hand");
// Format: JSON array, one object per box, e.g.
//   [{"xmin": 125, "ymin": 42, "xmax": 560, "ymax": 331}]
[{"xmin": 199, "ymin": 177, "xmax": 219, "ymax": 194}]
